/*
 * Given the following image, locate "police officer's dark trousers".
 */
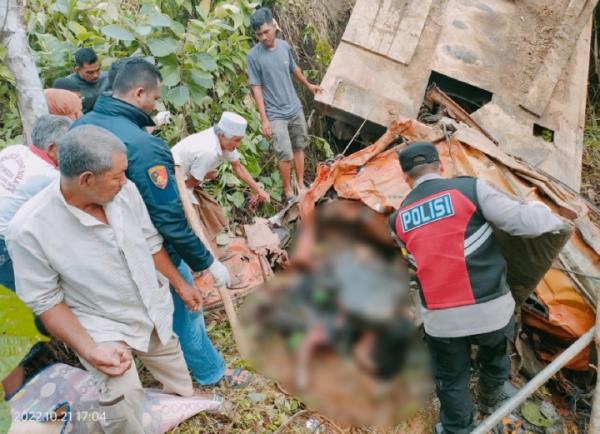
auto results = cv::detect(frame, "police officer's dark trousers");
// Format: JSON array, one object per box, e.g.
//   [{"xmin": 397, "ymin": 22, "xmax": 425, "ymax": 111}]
[{"xmin": 425, "ymin": 316, "xmax": 514, "ymax": 434}]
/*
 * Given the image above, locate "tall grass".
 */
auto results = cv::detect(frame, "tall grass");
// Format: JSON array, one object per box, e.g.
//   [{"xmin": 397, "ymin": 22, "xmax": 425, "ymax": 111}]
[{"xmin": 582, "ymin": 105, "xmax": 600, "ymax": 205}]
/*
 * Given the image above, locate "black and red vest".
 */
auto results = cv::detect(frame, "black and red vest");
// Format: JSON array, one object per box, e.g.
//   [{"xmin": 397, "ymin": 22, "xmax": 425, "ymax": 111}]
[{"xmin": 391, "ymin": 177, "xmax": 508, "ymax": 310}]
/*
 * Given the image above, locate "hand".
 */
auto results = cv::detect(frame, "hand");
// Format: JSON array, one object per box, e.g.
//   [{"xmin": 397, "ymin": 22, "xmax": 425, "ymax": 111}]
[
  {"xmin": 261, "ymin": 119, "xmax": 272, "ymax": 139},
  {"xmin": 255, "ymin": 188, "xmax": 271, "ymax": 204},
  {"xmin": 307, "ymin": 83, "xmax": 323, "ymax": 95},
  {"xmin": 86, "ymin": 343, "xmax": 132, "ymax": 377},
  {"xmin": 204, "ymin": 170, "xmax": 218, "ymax": 181},
  {"xmin": 153, "ymin": 111, "xmax": 172, "ymax": 127},
  {"xmin": 208, "ymin": 259, "xmax": 231, "ymax": 287},
  {"xmin": 175, "ymin": 281, "xmax": 204, "ymax": 312}
]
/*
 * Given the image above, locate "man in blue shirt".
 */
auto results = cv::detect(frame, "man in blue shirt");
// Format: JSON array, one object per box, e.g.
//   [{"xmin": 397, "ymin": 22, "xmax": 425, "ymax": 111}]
[
  {"xmin": 73, "ymin": 58, "xmax": 249, "ymax": 387},
  {"xmin": 247, "ymin": 7, "xmax": 322, "ymax": 202}
]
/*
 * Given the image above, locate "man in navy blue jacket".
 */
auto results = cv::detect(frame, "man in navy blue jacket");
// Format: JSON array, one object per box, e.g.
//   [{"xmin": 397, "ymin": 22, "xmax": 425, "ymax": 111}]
[{"xmin": 72, "ymin": 58, "xmax": 249, "ymax": 386}]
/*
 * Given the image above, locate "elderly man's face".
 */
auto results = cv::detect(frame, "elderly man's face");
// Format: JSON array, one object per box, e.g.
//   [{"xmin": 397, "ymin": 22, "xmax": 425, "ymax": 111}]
[
  {"xmin": 88, "ymin": 152, "xmax": 128, "ymax": 205},
  {"xmin": 219, "ymin": 135, "xmax": 243, "ymax": 152}
]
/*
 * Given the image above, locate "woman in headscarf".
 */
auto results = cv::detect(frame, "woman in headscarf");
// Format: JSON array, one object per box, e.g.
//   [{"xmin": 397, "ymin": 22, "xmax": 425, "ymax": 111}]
[{"xmin": 43, "ymin": 88, "xmax": 83, "ymax": 120}]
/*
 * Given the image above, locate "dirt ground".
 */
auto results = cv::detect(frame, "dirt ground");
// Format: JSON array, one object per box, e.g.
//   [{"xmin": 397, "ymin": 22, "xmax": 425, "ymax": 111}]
[{"xmin": 160, "ymin": 310, "xmax": 438, "ymax": 434}]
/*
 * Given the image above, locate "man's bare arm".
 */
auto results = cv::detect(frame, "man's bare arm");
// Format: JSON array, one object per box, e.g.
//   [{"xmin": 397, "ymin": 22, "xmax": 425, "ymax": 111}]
[
  {"xmin": 231, "ymin": 161, "xmax": 270, "ymax": 203},
  {"xmin": 250, "ymin": 85, "xmax": 272, "ymax": 138},
  {"xmin": 292, "ymin": 66, "xmax": 322, "ymax": 95}
]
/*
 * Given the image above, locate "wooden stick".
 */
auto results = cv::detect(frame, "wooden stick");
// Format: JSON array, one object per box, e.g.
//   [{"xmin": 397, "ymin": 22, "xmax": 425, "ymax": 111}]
[{"xmin": 174, "ymin": 166, "xmax": 250, "ymax": 359}]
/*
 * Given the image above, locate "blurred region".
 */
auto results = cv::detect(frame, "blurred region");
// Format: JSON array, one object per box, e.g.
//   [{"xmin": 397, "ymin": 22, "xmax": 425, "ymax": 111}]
[{"xmin": 240, "ymin": 199, "xmax": 431, "ymax": 427}]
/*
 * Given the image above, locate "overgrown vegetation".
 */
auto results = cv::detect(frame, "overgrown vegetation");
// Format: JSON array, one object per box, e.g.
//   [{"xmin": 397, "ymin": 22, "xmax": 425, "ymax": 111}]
[
  {"xmin": 583, "ymin": 108, "xmax": 600, "ymax": 208},
  {"xmin": 0, "ymin": 286, "xmax": 48, "ymax": 432},
  {"xmin": 0, "ymin": 0, "xmax": 339, "ymax": 218},
  {"xmin": 583, "ymin": 9, "xmax": 600, "ymax": 208}
]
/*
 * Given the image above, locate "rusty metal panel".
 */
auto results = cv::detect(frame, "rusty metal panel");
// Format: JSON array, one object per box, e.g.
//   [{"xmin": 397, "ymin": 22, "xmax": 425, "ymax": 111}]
[
  {"xmin": 342, "ymin": 0, "xmax": 433, "ymax": 65},
  {"xmin": 388, "ymin": 0, "xmax": 433, "ymax": 64},
  {"xmin": 520, "ymin": 0, "xmax": 599, "ymax": 116},
  {"xmin": 342, "ymin": 0, "xmax": 408, "ymax": 57}
]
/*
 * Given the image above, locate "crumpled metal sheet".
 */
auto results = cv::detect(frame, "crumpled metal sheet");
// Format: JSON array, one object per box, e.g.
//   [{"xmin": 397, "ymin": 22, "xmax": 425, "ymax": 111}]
[
  {"xmin": 298, "ymin": 116, "xmax": 600, "ymax": 369},
  {"xmin": 194, "ymin": 237, "xmax": 272, "ymax": 311}
]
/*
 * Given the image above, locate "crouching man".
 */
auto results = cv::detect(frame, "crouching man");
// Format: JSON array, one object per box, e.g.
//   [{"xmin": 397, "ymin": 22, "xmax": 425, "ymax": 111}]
[
  {"xmin": 7, "ymin": 125, "xmax": 196, "ymax": 433},
  {"xmin": 172, "ymin": 111, "xmax": 270, "ymax": 249}
]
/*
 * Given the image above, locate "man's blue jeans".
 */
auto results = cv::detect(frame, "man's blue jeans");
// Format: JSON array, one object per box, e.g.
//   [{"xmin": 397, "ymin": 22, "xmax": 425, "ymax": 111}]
[
  {"xmin": 172, "ymin": 261, "xmax": 225, "ymax": 385},
  {"xmin": 0, "ymin": 237, "xmax": 16, "ymax": 291}
]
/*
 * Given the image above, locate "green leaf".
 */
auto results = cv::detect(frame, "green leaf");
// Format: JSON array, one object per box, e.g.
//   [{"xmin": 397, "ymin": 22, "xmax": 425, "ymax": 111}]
[
  {"xmin": 214, "ymin": 3, "xmax": 240, "ymax": 18},
  {"xmin": 0, "ymin": 284, "xmax": 47, "ymax": 382},
  {"xmin": 161, "ymin": 62, "xmax": 181, "ymax": 87},
  {"xmin": 258, "ymin": 138, "xmax": 270, "ymax": 151},
  {"xmin": 259, "ymin": 176, "xmax": 273, "ymax": 187},
  {"xmin": 188, "ymin": 83, "xmax": 208, "ymax": 103},
  {"xmin": 52, "ymin": 0, "xmax": 69, "ymax": 16},
  {"xmin": 147, "ymin": 11, "xmax": 172, "ymax": 27},
  {"xmin": 271, "ymin": 190, "xmax": 282, "ymax": 201},
  {"xmin": 521, "ymin": 402, "xmax": 554, "ymax": 428},
  {"xmin": 196, "ymin": 53, "xmax": 218, "ymax": 71},
  {"xmin": 169, "ymin": 20, "xmax": 186, "ymax": 35},
  {"xmin": 0, "ymin": 64, "xmax": 15, "ymax": 85},
  {"xmin": 147, "ymin": 38, "xmax": 179, "ymax": 57},
  {"xmin": 134, "ymin": 26, "xmax": 152, "ymax": 37},
  {"xmin": 166, "ymin": 85, "xmax": 190, "ymax": 108},
  {"xmin": 101, "ymin": 25, "xmax": 135, "ymax": 41},
  {"xmin": 228, "ymin": 191, "xmax": 245, "ymax": 208},
  {"xmin": 190, "ymin": 70, "xmax": 213, "ymax": 89},
  {"xmin": 223, "ymin": 172, "xmax": 240, "ymax": 187},
  {"xmin": 67, "ymin": 21, "xmax": 87, "ymax": 35}
]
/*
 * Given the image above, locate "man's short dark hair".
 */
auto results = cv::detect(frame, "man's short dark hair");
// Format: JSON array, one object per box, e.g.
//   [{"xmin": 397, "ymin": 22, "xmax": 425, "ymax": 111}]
[
  {"xmin": 112, "ymin": 58, "xmax": 162, "ymax": 95},
  {"xmin": 251, "ymin": 7, "xmax": 274, "ymax": 30},
  {"xmin": 53, "ymin": 77, "xmax": 81, "ymax": 92},
  {"xmin": 74, "ymin": 48, "xmax": 98, "ymax": 67},
  {"xmin": 106, "ymin": 57, "xmax": 132, "ymax": 93},
  {"xmin": 405, "ymin": 161, "xmax": 441, "ymax": 180}
]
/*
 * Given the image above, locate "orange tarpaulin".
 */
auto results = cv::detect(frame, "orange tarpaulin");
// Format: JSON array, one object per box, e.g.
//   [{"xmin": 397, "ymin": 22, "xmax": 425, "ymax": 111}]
[{"xmin": 298, "ymin": 117, "xmax": 600, "ymax": 369}]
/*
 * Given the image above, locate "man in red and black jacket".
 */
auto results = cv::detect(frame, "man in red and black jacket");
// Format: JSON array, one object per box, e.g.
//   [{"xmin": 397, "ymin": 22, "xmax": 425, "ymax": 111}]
[{"xmin": 389, "ymin": 142, "xmax": 566, "ymax": 434}]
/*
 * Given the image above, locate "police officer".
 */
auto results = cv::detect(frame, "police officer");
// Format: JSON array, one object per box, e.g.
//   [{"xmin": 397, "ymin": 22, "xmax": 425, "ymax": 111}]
[
  {"xmin": 72, "ymin": 58, "xmax": 243, "ymax": 387},
  {"xmin": 389, "ymin": 142, "xmax": 566, "ymax": 434}
]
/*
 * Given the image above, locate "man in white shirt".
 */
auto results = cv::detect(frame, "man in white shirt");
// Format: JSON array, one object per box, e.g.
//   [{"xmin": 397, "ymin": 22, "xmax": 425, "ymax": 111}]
[
  {"xmin": 172, "ymin": 111, "xmax": 270, "ymax": 202},
  {"xmin": 0, "ymin": 115, "xmax": 72, "ymax": 291},
  {"xmin": 172, "ymin": 112, "xmax": 270, "ymax": 249},
  {"xmin": 7, "ymin": 125, "xmax": 199, "ymax": 434}
]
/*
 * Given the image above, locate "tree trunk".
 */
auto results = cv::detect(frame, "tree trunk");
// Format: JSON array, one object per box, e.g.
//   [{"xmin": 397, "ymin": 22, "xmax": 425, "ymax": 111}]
[{"xmin": 0, "ymin": 0, "xmax": 47, "ymax": 144}]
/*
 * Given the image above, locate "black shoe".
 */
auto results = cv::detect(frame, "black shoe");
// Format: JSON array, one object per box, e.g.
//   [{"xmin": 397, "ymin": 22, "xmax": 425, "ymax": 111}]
[
  {"xmin": 478, "ymin": 381, "xmax": 518, "ymax": 414},
  {"xmin": 478, "ymin": 383, "xmax": 504, "ymax": 414}
]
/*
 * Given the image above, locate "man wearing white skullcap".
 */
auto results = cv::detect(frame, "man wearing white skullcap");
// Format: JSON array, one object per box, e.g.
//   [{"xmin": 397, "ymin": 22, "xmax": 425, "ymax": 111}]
[{"xmin": 172, "ymin": 112, "xmax": 269, "ymax": 203}]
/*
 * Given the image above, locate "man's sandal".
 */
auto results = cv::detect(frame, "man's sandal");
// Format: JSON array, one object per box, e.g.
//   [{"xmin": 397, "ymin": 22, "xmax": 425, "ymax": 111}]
[{"xmin": 219, "ymin": 368, "xmax": 253, "ymax": 389}]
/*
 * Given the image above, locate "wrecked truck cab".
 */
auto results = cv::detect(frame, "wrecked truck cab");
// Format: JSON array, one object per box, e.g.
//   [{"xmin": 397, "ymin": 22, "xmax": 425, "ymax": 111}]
[{"xmin": 316, "ymin": 0, "xmax": 593, "ymax": 190}]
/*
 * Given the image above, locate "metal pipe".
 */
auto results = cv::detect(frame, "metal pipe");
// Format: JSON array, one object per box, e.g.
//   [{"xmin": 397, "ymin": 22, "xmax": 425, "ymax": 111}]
[{"xmin": 471, "ymin": 327, "xmax": 595, "ymax": 434}]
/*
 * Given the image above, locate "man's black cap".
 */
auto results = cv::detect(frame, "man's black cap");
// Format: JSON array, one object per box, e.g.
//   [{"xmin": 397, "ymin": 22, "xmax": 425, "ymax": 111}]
[{"xmin": 397, "ymin": 141, "xmax": 440, "ymax": 172}]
